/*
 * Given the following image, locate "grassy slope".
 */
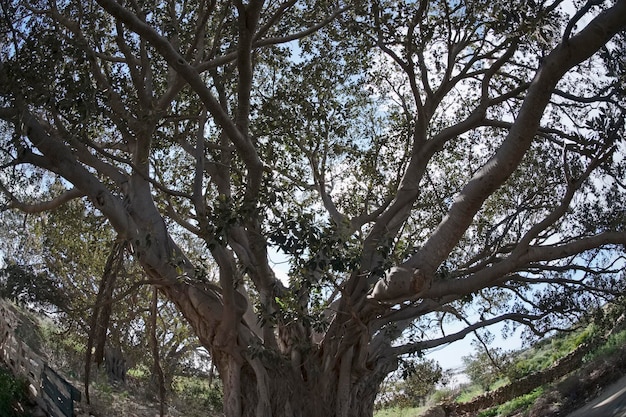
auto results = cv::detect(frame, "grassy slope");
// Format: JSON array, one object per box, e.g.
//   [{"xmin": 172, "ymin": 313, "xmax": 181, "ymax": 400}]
[{"xmin": 375, "ymin": 323, "xmax": 626, "ymax": 417}]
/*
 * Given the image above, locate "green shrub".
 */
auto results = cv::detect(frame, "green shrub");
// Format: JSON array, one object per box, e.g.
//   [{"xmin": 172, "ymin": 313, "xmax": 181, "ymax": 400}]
[
  {"xmin": 477, "ymin": 408, "xmax": 498, "ymax": 417},
  {"xmin": 477, "ymin": 387, "xmax": 544, "ymax": 417},
  {"xmin": 430, "ymin": 387, "xmax": 457, "ymax": 404},
  {"xmin": 455, "ymin": 384, "xmax": 484, "ymax": 403},
  {"xmin": 173, "ymin": 376, "xmax": 223, "ymax": 414},
  {"xmin": 586, "ymin": 329, "xmax": 626, "ymax": 361},
  {"xmin": 506, "ymin": 327, "xmax": 593, "ymax": 381},
  {"xmin": 373, "ymin": 405, "xmax": 423, "ymax": 417},
  {"xmin": 462, "ymin": 344, "xmax": 512, "ymax": 391},
  {"xmin": 571, "ymin": 327, "xmax": 593, "ymax": 347},
  {"xmin": 0, "ymin": 366, "xmax": 29, "ymax": 417}
]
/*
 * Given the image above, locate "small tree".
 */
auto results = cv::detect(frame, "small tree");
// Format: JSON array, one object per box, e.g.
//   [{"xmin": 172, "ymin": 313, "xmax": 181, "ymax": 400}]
[
  {"xmin": 0, "ymin": 262, "xmax": 66, "ymax": 309},
  {"xmin": 403, "ymin": 358, "xmax": 447, "ymax": 406},
  {"xmin": 376, "ymin": 358, "xmax": 447, "ymax": 409},
  {"xmin": 462, "ymin": 336, "xmax": 512, "ymax": 391}
]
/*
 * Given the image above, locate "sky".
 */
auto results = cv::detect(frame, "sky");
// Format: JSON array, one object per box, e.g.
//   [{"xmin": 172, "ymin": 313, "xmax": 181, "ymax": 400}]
[{"xmin": 425, "ymin": 320, "xmax": 525, "ymax": 370}]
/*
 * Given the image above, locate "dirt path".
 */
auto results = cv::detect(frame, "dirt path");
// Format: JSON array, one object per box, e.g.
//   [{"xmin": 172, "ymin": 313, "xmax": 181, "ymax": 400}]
[{"xmin": 567, "ymin": 374, "xmax": 626, "ymax": 417}]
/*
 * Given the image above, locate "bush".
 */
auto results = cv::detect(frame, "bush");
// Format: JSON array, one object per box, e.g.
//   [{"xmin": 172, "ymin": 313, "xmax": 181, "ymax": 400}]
[
  {"xmin": 477, "ymin": 388, "xmax": 544, "ymax": 417},
  {"xmin": 429, "ymin": 387, "xmax": 457, "ymax": 404},
  {"xmin": 455, "ymin": 384, "xmax": 484, "ymax": 403},
  {"xmin": 375, "ymin": 358, "xmax": 449, "ymax": 410},
  {"xmin": 401, "ymin": 358, "xmax": 447, "ymax": 406},
  {"xmin": 462, "ymin": 347, "xmax": 511, "ymax": 391},
  {"xmin": 0, "ymin": 366, "xmax": 29, "ymax": 417},
  {"xmin": 585, "ymin": 329, "xmax": 626, "ymax": 362},
  {"xmin": 172, "ymin": 376, "xmax": 223, "ymax": 415}
]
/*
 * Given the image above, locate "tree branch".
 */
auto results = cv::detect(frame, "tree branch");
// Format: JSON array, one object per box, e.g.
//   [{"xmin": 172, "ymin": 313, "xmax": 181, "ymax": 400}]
[
  {"xmin": 389, "ymin": 312, "xmax": 544, "ymax": 357},
  {"xmin": 95, "ymin": 0, "xmax": 263, "ymax": 176},
  {"xmin": 427, "ymin": 230, "xmax": 626, "ymax": 301},
  {"xmin": 254, "ymin": 5, "xmax": 350, "ymax": 47},
  {"xmin": 408, "ymin": 1, "xmax": 626, "ymax": 275},
  {"xmin": 17, "ymin": 110, "xmax": 136, "ymax": 237},
  {"xmin": 0, "ymin": 185, "xmax": 85, "ymax": 213}
]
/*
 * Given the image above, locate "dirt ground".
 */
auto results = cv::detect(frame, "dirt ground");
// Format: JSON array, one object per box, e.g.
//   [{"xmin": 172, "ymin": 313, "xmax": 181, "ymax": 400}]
[{"xmin": 567, "ymin": 374, "xmax": 626, "ymax": 417}]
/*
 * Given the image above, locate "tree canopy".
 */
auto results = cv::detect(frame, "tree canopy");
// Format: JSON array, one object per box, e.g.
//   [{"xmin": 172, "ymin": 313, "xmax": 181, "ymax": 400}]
[{"xmin": 1, "ymin": 1, "xmax": 625, "ymax": 416}]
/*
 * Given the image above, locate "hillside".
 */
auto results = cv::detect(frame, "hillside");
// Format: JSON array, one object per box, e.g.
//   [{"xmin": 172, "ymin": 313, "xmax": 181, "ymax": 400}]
[
  {"xmin": 427, "ymin": 339, "xmax": 626, "ymax": 417},
  {"xmin": 375, "ymin": 300, "xmax": 626, "ymax": 417}
]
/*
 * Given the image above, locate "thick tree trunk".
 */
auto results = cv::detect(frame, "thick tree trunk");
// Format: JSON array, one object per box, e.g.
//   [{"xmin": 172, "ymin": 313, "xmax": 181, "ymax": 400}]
[
  {"xmin": 156, "ymin": 280, "xmax": 390, "ymax": 417},
  {"xmin": 215, "ymin": 358, "xmax": 382, "ymax": 417}
]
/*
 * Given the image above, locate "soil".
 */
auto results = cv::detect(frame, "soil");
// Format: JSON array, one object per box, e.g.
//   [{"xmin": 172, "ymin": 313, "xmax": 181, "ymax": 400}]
[
  {"xmin": 524, "ymin": 344, "xmax": 626, "ymax": 417},
  {"xmin": 566, "ymin": 374, "xmax": 626, "ymax": 417}
]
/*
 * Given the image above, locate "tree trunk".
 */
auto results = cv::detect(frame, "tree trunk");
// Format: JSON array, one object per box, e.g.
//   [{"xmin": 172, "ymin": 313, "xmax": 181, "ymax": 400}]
[
  {"xmin": 213, "ymin": 355, "xmax": 384, "ymax": 417},
  {"xmin": 156, "ymin": 280, "xmax": 392, "ymax": 417}
]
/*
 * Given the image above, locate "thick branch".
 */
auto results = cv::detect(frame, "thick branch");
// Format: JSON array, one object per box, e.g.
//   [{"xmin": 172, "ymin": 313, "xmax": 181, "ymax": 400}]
[
  {"xmin": 427, "ymin": 230, "xmax": 626, "ymax": 300},
  {"xmin": 408, "ymin": 1, "xmax": 626, "ymax": 274},
  {"xmin": 18, "ymin": 111, "xmax": 135, "ymax": 237}
]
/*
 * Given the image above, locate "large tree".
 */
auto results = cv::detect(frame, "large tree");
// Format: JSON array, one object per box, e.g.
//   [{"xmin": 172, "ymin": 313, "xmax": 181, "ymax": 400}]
[{"xmin": 1, "ymin": 1, "xmax": 625, "ymax": 416}]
